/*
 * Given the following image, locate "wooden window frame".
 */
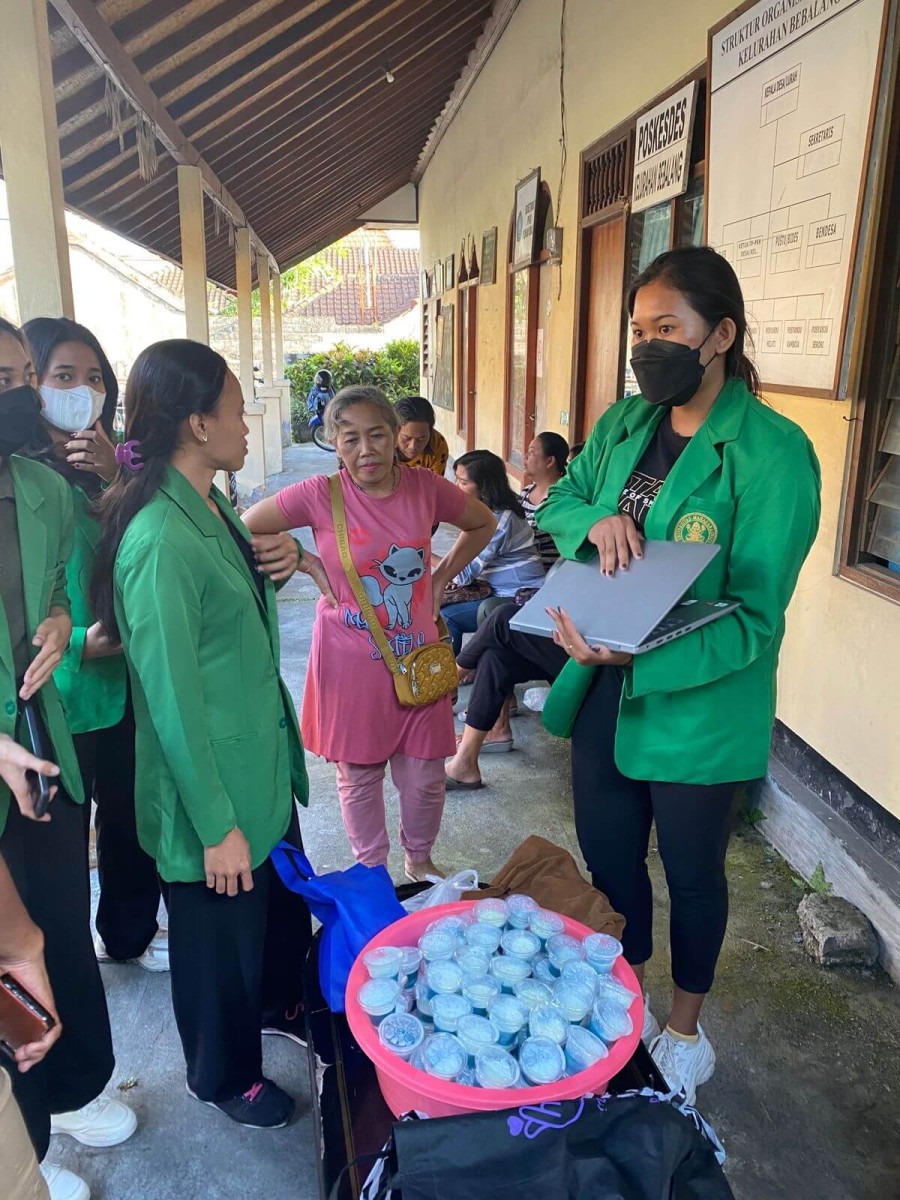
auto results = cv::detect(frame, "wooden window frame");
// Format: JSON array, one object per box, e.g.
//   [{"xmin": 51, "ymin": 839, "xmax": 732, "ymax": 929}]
[
  {"xmin": 503, "ymin": 185, "xmax": 552, "ymax": 478},
  {"xmin": 839, "ymin": 78, "xmax": 900, "ymax": 604},
  {"xmin": 457, "ymin": 278, "xmax": 478, "ymax": 449},
  {"xmin": 570, "ymin": 64, "xmax": 706, "ymax": 437}
]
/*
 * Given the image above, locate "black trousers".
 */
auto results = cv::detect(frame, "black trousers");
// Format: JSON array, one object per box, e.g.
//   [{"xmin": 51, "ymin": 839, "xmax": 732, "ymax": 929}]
[
  {"xmin": 1, "ymin": 794, "xmax": 114, "ymax": 1160},
  {"xmin": 167, "ymin": 807, "xmax": 312, "ymax": 1102},
  {"xmin": 571, "ymin": 667, "xmax": 740, "ymax": 995},
  {"xmin": 457, "ymin": 602, "xmax": 569, "ymax": 731},
  {"xmin": 75, "ymin": 690, "xmax": 164, "ymax": 960}
]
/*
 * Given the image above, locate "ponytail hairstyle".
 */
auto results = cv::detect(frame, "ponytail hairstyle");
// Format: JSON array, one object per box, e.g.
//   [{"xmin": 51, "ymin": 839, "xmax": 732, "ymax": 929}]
[
  {"xmin": 90, "ymin": 340, "xmax": 228, "ymax": 640},
  {"xmin": 535, "ymin": 431, "xmax": 569, "ymax": 477},
  {"xmin": 23, "ymin": 317, "xmax": 119, "ymax": 493},
  {"xmin": 627, "ymin": 245, "xmax": 761, "ymax": 398}
]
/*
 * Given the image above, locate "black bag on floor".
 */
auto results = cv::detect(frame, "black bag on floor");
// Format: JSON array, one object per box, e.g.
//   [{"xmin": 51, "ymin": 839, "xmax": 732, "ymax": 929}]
[{"xmin": 352, "ymin": 1091, "xmax": 733, "ymax": 1200}]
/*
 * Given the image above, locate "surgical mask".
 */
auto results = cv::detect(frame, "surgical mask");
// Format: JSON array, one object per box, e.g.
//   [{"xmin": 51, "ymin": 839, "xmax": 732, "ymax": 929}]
[
  {"xmin": 630, "ymin": 327, "xmax": 717, "ymax": 408},
  {"xmin": 0, "ymin": 385, "xmax": 42, "ymax": 459},
  {"xmin": 40, "ymin": 383, "xmax": 106, "ymax": 434}
]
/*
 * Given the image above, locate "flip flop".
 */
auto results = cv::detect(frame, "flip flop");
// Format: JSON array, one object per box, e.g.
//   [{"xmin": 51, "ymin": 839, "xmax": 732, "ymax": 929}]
[
  {"xmin": 481, "ymin": 738, "xmax": 514, "ymax": 754},
  {"xmin": 445, "ymin": 774, "xmax": 484, "ymax": 791}
]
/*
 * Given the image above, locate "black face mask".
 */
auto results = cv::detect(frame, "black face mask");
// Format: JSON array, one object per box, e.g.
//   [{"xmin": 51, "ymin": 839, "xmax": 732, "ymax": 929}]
[
  {"xmin": 0, "ymin": 385, "xmax": 42, "ymax": 459},
  {"xmin": 630, "ymin": 328, "xmax": 717, "ymax": 408}
]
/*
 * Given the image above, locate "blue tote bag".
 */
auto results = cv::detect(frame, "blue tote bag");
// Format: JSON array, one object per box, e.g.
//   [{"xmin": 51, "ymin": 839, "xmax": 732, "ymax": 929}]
[{"xmin": 271, "ymin": 841, "xmax": 406, "ymax": 1012}]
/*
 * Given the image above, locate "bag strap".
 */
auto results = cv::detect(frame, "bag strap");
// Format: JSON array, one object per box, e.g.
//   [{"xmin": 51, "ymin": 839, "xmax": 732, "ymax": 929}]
[{"xmin": 329, "ymin": 473, "xmax": 403, "ymax": 678}]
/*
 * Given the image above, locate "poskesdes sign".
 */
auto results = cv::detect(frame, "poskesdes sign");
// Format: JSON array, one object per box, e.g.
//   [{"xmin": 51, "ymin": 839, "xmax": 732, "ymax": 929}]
[{"xmin": 631, "ymin": 80, "xmax": 698, "ymax": 214}]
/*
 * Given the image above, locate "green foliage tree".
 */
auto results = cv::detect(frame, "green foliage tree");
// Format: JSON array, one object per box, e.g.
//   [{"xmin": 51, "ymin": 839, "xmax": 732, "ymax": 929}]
[{"xmin": 285, "ymin": 339, "xmax": 421, "ymax": 441}]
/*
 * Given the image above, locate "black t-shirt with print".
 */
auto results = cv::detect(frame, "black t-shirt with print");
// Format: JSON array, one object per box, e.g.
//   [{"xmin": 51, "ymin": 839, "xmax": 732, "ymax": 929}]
[{"xmin": 617, "ymin": 413, "xmax": 691, "ymax": 532}]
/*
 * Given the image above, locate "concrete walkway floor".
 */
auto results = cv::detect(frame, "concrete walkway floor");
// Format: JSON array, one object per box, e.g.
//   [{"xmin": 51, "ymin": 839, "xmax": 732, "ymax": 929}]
[{"xmin": 53, "ymin": 444, "xmax": 900, "ymax": 1199}]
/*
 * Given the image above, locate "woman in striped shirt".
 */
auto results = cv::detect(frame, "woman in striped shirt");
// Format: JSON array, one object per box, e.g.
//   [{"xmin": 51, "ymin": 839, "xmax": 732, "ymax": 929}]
[
  {"xmin": 439, "ymin": 452, "xmax": 544, "ymax": 654},
  {"xmin": 520, "ymin": 432, "xmax": 570, "ymax": 570}
]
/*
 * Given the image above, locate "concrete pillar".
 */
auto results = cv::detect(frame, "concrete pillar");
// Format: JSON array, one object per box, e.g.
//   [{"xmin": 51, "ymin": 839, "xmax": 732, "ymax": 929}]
[
  {"xmin": 0, "ymin": 0, "xmax": 74, "ymax": 320},
  {"xmin": 177, "ymin": 165, "xmax": 209, "ymax": 344},
  {"xmin": 272, "ymin": 267, "xmax": 285, "ymax": 379},
  {"xmin": 257, "ymin": 384, "xmax": 284, "ymax": 476},
  {"xmin": 277, "ymin": 381, "xmax": 292, "ymax": 448},
  {"xmin": 258, "ymin": 252, "xmax": 274, "ymax": 386},
  {"xmin": 234, "ymin": 228, "xmax": 265, "ymax": 500}
]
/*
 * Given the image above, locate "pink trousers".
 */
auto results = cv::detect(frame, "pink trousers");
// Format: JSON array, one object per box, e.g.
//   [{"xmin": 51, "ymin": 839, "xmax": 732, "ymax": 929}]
[{"xmin": 335, "ymin": 753, "xmax": 445, "ymax": 867}]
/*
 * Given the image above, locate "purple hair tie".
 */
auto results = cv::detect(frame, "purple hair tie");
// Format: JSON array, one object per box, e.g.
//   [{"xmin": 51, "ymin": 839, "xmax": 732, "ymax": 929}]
[{"xmin": 115, "ymin": 440, "xmax": 144, "ymax": 472}]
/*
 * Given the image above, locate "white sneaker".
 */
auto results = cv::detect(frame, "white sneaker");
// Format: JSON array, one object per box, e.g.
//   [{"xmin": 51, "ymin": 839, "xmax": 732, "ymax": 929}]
[
  {"xmin": 40, "ymin": 1164, "xmax": 90, "ymax": 1200},
  {"xmin": 50, "ymin": 1095, "xmax": 137, "ymax": 1147},
  {"xmin": 649, "ymin": 1025, "xmax": 716, "ymax": 1106},
  {"xmin": 641, "ymin": 993, "xmax": 661, "ymax": 1045},
  {"xmin": 94, "ymin": 928, "xmax": 169, "ymax": 973}
]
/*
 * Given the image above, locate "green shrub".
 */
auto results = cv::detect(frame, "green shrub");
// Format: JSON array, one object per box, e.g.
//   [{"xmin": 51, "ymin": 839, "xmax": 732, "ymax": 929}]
[{"xmin": 286, "ymin": 339, "xmax": 420, "ymax": 442}]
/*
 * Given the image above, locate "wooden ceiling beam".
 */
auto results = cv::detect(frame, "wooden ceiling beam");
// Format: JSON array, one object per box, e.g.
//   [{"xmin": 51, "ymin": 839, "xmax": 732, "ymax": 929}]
[
  {"xmin": 49, "ymin": 0, "xmax": 279, "ymax": 270},
  {"xmin": 58, "ymin": 0, "xmax": 416, "ymax": 176},
  {"xmin": 209, "ymin": 22, "xmax": 481, "ymax": 192}
]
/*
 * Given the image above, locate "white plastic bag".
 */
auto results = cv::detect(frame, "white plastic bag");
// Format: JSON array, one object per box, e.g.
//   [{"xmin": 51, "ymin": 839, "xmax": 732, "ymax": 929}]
[{"xmin": 403, "ymin": 869, "xmax": 479, "ymax": 911}]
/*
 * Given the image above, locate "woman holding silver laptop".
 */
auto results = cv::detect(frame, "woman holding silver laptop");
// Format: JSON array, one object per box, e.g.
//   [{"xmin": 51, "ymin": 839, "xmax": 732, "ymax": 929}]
[{"xmin": 537, "ymin": 245, "xmax": 821, "ymax": 1106}]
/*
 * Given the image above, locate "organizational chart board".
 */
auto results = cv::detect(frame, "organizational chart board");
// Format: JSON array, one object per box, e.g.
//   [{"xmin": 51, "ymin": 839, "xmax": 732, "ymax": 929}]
[{"xmin": 707, "ymin": 0, "xmax": 886, "ymax": 395}]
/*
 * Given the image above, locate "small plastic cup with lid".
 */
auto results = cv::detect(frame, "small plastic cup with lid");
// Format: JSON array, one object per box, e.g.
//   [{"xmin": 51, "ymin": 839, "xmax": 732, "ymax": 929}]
[
  {"xmin": 457, "ymin": 1066, "xmax": 478, "ymax": 1087},
  {"xmin": 489, "ymin": 954, "xmax": 532, "ymax": 993},
  {"xmin": 513, "ymin": 977, "xmax": 554, "ymax": 1012},
  {"xmin": 394, "ymin": 990, "xmax": 413, "ymax": 1014},
  {"xmin": 506, "ymin": 894, "xmax": 540, "ymax": 930},
  {"xmin": 583, "ymin": 933, "xmax": 623, "ymax": 975},
  {"xmin": 546, "ymin": 933, "xmax": 585, "ymax": 975},
  {"xmin": 594, "ymin": 972, "xmax": 639, "ymax": 1010},
  {"xmin": 528, "ymin": 1003, "xmax": 569, "ymax": 1046},
  {"xmin": 421, "ymin": 1033, "xmax": 468, "ymax": 1082},
  {"xmin": 398, "ymin": 947, "xmax": 423, "ymax": 989},
  {"xmin": 474, "ymin": 898, "xmax": 509, "ymax": 929},
  {"xmin": 528, "ymin": 908, "xmax": 566, "ymax": 947},
  {"xmin": 531, "ymin": 954, "xmax": 556, "ymax": 985},
  {"xmin": 487, "ymin": 994, "xmax": 530, "ymax": 1048},
  {"xmin": 425, "ymin": 958, "xmax": 463, "ymax": 998},
  {"xmin": 357, "ymin": 978, "xmax": 401, "ymax": 1026},
  {"xmin": 519, "ymin": 1036, "xmax": 566, "ymax": 1085},
  {"xmin": 455, "ymin": 1013, "xmax": 499, "ymax": 1065},
  {"xmin": 431, "ymin": 992, "xmax": 473, "ymax": 1034},
  {"xmin": 552, "ymin": 978, "xmax": 595, "ymax": 1025},
  {"xmin": 563, "ymin": 1025, "xmax": 609, "ymax": 1076},
  {"xmin": 560, "ymin": 960, "xmax": 600, "ymax": 995},
  {"xmin": 500, "ymin": 928, "xmax": 541, "ymax": 962},
  {"xmin": 455, "ymin": 945, "xmax": 492, "ymax": 976},
  {"xmin": 465, "ymin": 921, "xmax": 502, "ymax": 955},
  {"xmin": 363, "ymin": 945, "xmax": 404, "ymax": 981},
  {"xmin": 475, "ymin": 1045, "xmax": 521, "ymax": 1090},
  {"xmin": 418, "ymin": 929, "xmax": 457, "ymax": 963},
  {"xmin": 432, "ymin": 914, "xmax": 469, "ymax": 940},
  {"xmin": 378, "ymin": 1012, "xmax": 425, "ymax": 1060},
  {"xmin": 461, "ymin": 971, "xmax": 500, "ymax": 1013},
  {"xmin": 589, "ymin": 996, "xmax": 635, "ymax": 1045},
  {"xmin": 414, "ymin": 977, "xmax": 434, "ymax": 1018}
]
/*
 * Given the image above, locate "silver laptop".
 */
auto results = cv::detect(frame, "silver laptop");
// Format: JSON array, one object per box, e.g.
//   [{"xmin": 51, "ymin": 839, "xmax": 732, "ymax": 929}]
[{"xmin": 510, "ymin": 540, "xmax": 738, "ymax": 655}]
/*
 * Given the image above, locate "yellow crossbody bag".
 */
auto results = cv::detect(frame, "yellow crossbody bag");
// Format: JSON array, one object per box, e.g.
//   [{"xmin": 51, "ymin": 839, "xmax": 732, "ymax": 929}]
[{"xmin": 329, "ymin": 474, "xmax": 458, "ymax": 708}]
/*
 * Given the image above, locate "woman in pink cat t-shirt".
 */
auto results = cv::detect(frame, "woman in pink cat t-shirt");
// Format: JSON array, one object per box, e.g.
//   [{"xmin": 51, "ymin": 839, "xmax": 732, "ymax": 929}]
[{"xmin": 244, "ymin": 387, "xmax": 494, "ymax": 881}]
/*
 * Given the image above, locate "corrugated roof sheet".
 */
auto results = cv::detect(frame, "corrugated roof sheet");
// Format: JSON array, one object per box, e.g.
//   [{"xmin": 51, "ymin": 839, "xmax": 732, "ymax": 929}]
[{"xmin": 2, "ymin": 0, "xmax": 494, "ymax": 288}]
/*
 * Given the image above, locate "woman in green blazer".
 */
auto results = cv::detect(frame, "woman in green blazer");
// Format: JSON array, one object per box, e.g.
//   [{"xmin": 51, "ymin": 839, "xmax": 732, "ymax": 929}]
[
  {"xmin": 24, "ymin": 317, "xmax": 166, "ymax": 975},
  {"xmin": 536, "ymin": 247, "xmax": 821, "ymax": 1106},
  {"xmin": 91, "ymin": 339, "xmax": 311, "ymax": 1131},
  {"xmin": 0, "ymin": 317, "xmax": 128, "ymax": 1192}
]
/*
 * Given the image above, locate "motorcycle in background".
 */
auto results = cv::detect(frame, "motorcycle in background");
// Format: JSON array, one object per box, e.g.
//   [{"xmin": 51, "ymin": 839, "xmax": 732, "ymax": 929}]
[{"xmin": 306, "ymin": 367, "xmax": 336, "ymax": 452}]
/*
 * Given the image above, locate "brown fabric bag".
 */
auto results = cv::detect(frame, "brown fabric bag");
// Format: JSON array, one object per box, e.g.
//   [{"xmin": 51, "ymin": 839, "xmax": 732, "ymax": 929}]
[{"xmin": 463, "ymin": 835, "xmax": 625, "ymax": 939}]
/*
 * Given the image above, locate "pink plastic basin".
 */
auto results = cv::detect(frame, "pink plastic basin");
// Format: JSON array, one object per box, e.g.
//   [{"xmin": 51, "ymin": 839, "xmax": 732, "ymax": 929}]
[{"xmin": 345, "ymin": 901, "xmax": 642, "ymax": 1118}]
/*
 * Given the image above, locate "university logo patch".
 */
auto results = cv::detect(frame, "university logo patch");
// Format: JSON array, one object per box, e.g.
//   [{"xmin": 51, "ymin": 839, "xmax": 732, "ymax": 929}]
[{"xmin": 674, "ymin": 512, "xmax": 718, "ymax": 544}]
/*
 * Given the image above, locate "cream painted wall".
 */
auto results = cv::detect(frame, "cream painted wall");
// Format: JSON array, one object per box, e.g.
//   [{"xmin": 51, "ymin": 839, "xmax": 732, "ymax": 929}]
[{"xmin": 418, "ymin": 0, "xmax": 900, "ymax": 817}]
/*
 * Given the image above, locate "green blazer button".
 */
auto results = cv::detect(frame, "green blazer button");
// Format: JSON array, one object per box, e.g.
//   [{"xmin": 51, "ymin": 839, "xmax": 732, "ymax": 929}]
[
  {"xmin": 279, "ymin": 717, "xmax": 287, "ymax": 729},
  {"xmin": 5, "ymin": 702, "xmax": 16, "ymax": 716}
]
